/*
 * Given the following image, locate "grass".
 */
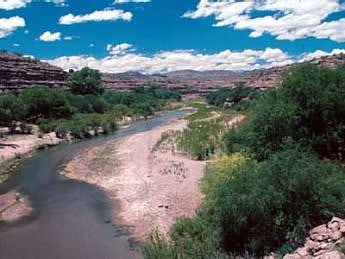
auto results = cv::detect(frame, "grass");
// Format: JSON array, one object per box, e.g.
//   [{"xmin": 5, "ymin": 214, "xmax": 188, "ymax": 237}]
[{"xmin": 88, "ymin": 143, "xmax": 119, "ymax": 171}]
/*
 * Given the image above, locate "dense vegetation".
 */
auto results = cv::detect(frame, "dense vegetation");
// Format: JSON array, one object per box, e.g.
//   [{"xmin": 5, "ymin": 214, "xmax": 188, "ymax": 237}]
[
  {"xmin": 143, "ymin": 64, "xmax": 345, "ymax": 258},
  {"xmin": 225, "ymin": 64, "xmax": 345, "ymax": 161},
  {"xmin": 0, "ymin": 67, "xmax": 181, "ymax": 139},
  {"xmin": 205, "ymin": 84, "xmax": 260, "ymax": 110},
  {"xmin": 178, "ymin": 120, "xmax": 225, "ymax": 160}
]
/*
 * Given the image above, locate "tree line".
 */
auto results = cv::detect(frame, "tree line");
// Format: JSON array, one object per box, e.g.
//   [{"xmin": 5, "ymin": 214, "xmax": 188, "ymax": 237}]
[{"xmin": 0, "ymin": 67, "xmax": 181, "ymax": 138}]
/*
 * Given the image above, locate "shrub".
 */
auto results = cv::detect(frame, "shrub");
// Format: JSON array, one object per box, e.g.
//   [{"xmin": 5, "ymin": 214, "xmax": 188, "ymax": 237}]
[
  {"xmin": 211, "ymin": 146, "xmax": 345, "ymax": 255},
  {"xmin": 0, "ymin": 93, "xmax": 26, "ymax": 132},
  {"xmin": 142, "ymin": 217, "xmax": 228, "ymax": 259},
  {"xmin": 224, "ymin": 89, "xmax": 299, "ymax": 160},
  {"xmin": 224, "ymin": 64, "xmax": 345, "ymax": 161},
  {"xmin": 178, "ymin": 121, "xmax": 225, "ymax": 160},
  {"xmin": 19, "ymin": 122, "xmax": 33, "ymax": 134},
  {"xmin": 205, "ymin": 84, "xmax": 259, "ymax": 109},
  {"xmin": 19, "ymin": 86, "xmax": 74, "ymax": 121},
  {"xmin": 84, "ymin": 94, "xmax": 109, "ymax": 113}
]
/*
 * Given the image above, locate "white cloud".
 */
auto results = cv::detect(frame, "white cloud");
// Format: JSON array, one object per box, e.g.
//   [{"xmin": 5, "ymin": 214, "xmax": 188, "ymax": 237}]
[
  {"xmin": 106, "ymin": 43, "xmax": 134, "ymax": 55},
  {"xmin": 0, "ymin": 0, "xmax": 67, "ymax": 10},
  {"xmin": 39, "ymin": 31, "xmax": 61, "ymax": 42},
  {"xmin": 59, "ymin": 9, "xmax": 133, "ymax": 25},
  {"xmin": 114, "ymin": 0, "xmax": 150, "ymax": 3},
  {"xmin": 299, "ymin": 49, "xmax": 345, "ymax": 62},
  {"xmin": 46, "ymin": 0, "xmax": 67, "ymax": 7},
  {"xmin": 0, "ymin": 16, "xmax": 25, "ymax": 38},
  {"xmin": 13, "ymin": 43, "xmax": 20, "ymax": 47},
  {"xmin": 183, "ymin": 0, "xmax": 345, "ymax": 42},
  {"xmin": 0, "ymin": 0, "xmax": 30, "ymax": 10},
  {"xmin": 47, "ymin": 47, "xmax": 294, "ymax": 74}
]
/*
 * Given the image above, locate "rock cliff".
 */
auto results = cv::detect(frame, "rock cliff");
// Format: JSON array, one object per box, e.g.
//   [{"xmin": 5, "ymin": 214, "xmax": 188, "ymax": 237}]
[{"xmin": 0, "ymin": 52, "xmax": 68, "ymax": 91}]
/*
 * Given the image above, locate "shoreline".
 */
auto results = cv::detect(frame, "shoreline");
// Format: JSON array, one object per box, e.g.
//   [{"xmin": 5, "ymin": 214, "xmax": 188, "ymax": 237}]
[
  {"xmin": 62, "ymin": 115, "xmax": 206, "ymax": 241},
  {"xmin": 0, "ymin": 113, "xmax": 157, "ymax": 185}
]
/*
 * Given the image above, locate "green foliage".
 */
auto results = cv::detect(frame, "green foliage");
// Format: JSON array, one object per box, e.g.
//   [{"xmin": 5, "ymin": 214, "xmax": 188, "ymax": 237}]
[
  {"xmin": 0, "ymin": 93, "xmax": 26, "ymax": 132},
  {"xmin": 19, "ymin": 86, "xmax": 74, "ymax": 121},
  {"xmin": 206, "ymin": 84, "xmax": 259, "ymax": 110},
  {"xmin": 144, "ymin": 64, "xmax": 345, "ymax": 258},
  {"xmin": 178, "ymin": 121, "xmax": 225, "ymax": 160},
  {"xmin": 83, "ymin": 94, "xmax": 109, "ymax": 113},
  {"xmin": 142, "ymin": 218, "xmax": 228, "ymax": 259},
  {"xmin": 224, "ymin": 89, "xmax": 299, "ymax": 160},
  {"xmin": 224, "ymin": 64, "xmax": 345, "ymax": 160},
  {"xmin": 68, "ymin": 67, "xmax": 104, "ymax": 95},
  {"xmin": 210, "ymin": 146, "xmax": 345, "ymax": 255}
]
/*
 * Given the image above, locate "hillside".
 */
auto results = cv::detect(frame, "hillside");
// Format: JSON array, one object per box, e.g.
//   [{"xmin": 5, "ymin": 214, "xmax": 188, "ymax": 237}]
[
  {"xmin": 0, "ymin": 51, "xmax": 344, "ymax": 96},
  {"xmin": 0, "ymin": 52, "xmax": 68, "ymax": 91},
  {"xmin": 102, "ymin": 54, "xmax": 345, "ymax": 95}
]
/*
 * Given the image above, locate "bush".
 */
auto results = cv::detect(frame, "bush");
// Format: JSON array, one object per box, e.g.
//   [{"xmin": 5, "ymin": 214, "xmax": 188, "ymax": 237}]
[
  {"xmin": 0, "ymin": 93, "xmax": 26, "ymax": 132},
  {"xmin": 84, "ymin": 94, "xmax": 109, "ymax": 113},
  {"xmin": 224, "ymin": 89, "xmax": 299, "ymax": 160},
  {"xmin": 142, "ymin": 217, "xmax": 228, "ymax": 259},
  {"xmin": 19, "ymin": 86, "xmax": 74, "ymax": 121},
  {"xmin": 178, "ymin": 121, "xmax": 225, "ymax": 160},
  {"xmin": 19, "ymin": 122, "xmax": 33, "ymax": 134},
  {"xmin": 224, "ymin": 64, "xmax": 345, "ymax": 161},
  {"xmin": 205, "ymin": 84, "xmax": 259, "ymax": 109},
  {"xmin": 210, "ymin": 146, "xmax": 345, "ymax": 255}
]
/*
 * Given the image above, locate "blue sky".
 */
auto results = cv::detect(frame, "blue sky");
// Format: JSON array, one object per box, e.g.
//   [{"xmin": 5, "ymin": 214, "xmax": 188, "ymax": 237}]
[{"xmin": 0, "ymin": 0, "xmax": 345, "ymax": 73}]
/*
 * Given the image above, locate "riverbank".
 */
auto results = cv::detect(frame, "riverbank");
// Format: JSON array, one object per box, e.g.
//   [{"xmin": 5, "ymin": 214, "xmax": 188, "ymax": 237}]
[
  {"xmin": 0, "ymin": 128, "xmax": 63, "ymax": 183},
  {"xmin": 62, "ymin": 115, "xmax": 206, "ymax": 240}
]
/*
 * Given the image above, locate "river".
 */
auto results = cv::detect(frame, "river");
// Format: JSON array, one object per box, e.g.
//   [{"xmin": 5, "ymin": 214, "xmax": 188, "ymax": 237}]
[{"xmin": 0, "ymin": 110, "xmax": 186, "ymax": 259}]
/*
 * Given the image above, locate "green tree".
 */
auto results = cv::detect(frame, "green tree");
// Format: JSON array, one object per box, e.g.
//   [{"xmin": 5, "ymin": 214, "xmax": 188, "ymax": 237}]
[
  {"xmin": 0, "ymin": 94, "xmax": 26, "ymax": 132},
  {"xmin": 68, "ymin": 67, "xmax": 104, "ymax": 95},
  {"xmin": 19, "ymin": 86, "xmax": 74, "ymax": 121}
]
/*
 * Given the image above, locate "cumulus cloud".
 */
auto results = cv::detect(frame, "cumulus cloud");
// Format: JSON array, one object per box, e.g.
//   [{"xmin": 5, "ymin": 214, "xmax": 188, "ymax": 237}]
[
  {"xmin": 183, "ymin": 0, "xmax": 345, "ymax": 42},
  {"xmin": 299, "ymin": 49, "xmax": 345, "ymax": 62},
  {"xmin": 114, "ymin": 0, "xmax": 150, "ymax": 3},
  {"xmin": 106, "ymin": 43, "xmax": 134, "ymax": 55},
  {"xmin": 59, "ymin": 9, "xmax": 133, "ymax": 25},
  {"xmin": 39, "ymin": 31, "xmax": 61, "ymax": 42},
  {"xmin": 0, "ymin": 0, "xmax": 30, "ymax": 10},
  {"xmin": 0, "ymin": 16, "xmax": 25, "ymax": 38},
  {"xmin": 47, "ymin": 47, "xmax": 295, "ymax": 74}
]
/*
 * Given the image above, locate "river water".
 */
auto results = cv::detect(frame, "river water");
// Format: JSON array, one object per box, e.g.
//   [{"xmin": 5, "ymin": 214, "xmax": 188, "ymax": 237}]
[{"xmin": 0, "ymin": 110, "xmax": 186, "ymax": 259}]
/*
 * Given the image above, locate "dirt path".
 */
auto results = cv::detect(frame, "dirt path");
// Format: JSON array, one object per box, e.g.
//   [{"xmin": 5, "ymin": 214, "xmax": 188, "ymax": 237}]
[{"xmin": 63, "ymin": 117, "xmax": 206, "ymax": 240}]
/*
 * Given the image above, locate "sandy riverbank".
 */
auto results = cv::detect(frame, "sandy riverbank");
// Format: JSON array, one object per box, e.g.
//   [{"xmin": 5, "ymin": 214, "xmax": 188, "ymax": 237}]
[{"xmin": 63, "ymin": 117, "xmax": 206, "ymax": 240}]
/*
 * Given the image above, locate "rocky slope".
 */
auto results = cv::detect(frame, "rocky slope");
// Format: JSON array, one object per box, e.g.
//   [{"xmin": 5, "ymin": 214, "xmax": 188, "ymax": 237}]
[
  {"xmin": 0, "ymin": 52, "xmax": 68, "ymax": 91},
  {"xmin": 282, "ymin": 217, "xmax": 345, "ymax": 259},
  {"xmin": 102, "ymin": 54, "xmax": 345, "ymax": 96}
]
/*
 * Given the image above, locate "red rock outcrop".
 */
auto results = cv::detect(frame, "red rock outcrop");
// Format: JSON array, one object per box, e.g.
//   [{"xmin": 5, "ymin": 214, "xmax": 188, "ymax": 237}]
[
  {"xmin": 0, "ymin": 52, "xmax": 68, "ymax": 91},
  {"xmin": 102, "ymin": 54, "xmax": 345, "ymax": 96}
]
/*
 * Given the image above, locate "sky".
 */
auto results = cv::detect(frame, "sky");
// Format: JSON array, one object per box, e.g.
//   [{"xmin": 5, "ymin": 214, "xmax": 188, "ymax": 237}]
[{"xmin": 0, "ymin": 0, "xmax": 345, "ymax": 73}]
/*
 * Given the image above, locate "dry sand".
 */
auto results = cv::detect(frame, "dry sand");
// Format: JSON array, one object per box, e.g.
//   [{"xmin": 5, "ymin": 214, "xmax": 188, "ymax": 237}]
[
  {"xmin": 0, "ymin": 129, "xmax": 62, "ymax": 165},
  {"xmin": 63, "ymin": 117, "xmax": 206, "ymax": 240}
]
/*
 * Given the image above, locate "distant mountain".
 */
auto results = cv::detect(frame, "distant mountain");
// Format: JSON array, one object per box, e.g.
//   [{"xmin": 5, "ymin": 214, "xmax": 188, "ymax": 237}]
[{"xmin": 165, "ymin": 70, "xmax": 239, "ymax": 79}]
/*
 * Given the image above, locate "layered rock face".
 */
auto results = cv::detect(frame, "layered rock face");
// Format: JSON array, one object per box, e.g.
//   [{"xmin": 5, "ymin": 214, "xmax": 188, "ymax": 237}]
[
  {"xmin": 0, "ymin": 52, "xmax": 68, "ymax": 91},
  {"xmin": 102, "ymin": 54, "xmax": 345, "ymax": 96}
]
